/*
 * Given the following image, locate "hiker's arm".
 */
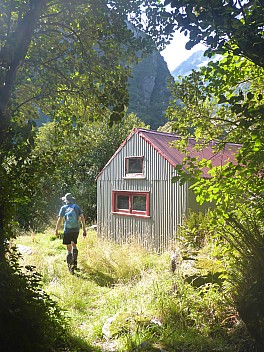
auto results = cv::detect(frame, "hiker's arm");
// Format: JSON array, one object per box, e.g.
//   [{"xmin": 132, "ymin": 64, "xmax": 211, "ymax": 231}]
[
  {"xmin": 80, "ymin": 214, "xmax": 86, "ymax": 237},
  {"xmin": 55, "ymin": 216, "xmax": 63, "ymax": 237}
]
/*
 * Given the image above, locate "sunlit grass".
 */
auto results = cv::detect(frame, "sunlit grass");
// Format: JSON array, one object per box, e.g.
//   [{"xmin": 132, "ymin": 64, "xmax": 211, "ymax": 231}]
[{"xmin": 15, "ymin": 228, "xmax": 247, "ymax": 351}]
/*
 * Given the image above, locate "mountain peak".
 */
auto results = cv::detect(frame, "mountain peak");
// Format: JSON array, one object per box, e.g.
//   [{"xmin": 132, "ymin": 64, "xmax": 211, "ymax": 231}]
[{"xmin": 171, "ymin": 50, "xmax": 208, "ymax": 78}]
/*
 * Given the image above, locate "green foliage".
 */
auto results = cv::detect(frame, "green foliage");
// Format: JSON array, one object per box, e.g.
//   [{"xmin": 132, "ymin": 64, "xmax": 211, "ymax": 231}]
[
  {"xmin": 0, "ymin": 2, "xmax": 169, "ymax": 344},
  {"xmin": 0, "ymin": 0, "xmax": 155, "ymax": 125},
  {"xmin": 167, "ymin": 71, "xmax": 221, "ymax": 140},
  {"xmin": 15, "ymin": 112, "xmax": 148, "ymax": 230},
  {"xmin": 167, "ymin": 51, "xmax": 264, "ymax": 214},
  {"xmin": 216, "ymin": 207, "xmax": 264, "ymax": 350},
  {"xmin": 160, "ymin": 0, "xmax": 264, "ymax": 69},
  {"xmin": 0, "ymin": 1, "xmax": 175, "ymax": 350},
  {"xmin": 166, "ymin": 48, "xmax": 264, "ymax": 348},
  {"xmin": 178, "ymin": 211, "xmax": 214, "ymax": 250},
  {"xmin": 0, "ymin": 243, "xmax": 69, "ymax": 352},
  {"xmin": 0, "ymin": 0, "xmax": 169, "ymax": 233}
]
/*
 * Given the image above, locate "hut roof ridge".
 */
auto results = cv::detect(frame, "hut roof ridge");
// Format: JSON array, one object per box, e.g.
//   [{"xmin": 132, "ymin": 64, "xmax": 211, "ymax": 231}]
[{"xmin": 96, "ymin": 128, "xmax": 241, "ymax": 179}]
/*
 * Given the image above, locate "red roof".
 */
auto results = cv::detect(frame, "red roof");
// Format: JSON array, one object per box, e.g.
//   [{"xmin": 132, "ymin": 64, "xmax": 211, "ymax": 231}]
[
  {"xmin": 97, "ymin": 128, "xmax": 241, "ymax": 179},
  {"xmin": 137, "ymin": 128, "xmax": 241, "ymax": 177}
]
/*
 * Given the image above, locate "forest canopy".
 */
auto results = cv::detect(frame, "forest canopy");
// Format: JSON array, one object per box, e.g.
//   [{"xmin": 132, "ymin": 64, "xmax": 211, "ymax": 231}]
[{"xmin": 0, "ymin": 0, "xmax": 171, "ymax": 240}]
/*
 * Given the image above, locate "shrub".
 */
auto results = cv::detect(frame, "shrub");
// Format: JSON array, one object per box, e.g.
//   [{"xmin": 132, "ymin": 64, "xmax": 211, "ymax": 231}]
[{"xmin": 0, "ymin": 242, "xmax": 68, "ymax": 352}]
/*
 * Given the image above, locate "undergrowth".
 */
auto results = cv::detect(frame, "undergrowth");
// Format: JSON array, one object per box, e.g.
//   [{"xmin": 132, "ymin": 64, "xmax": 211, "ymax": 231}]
[{"xmin": 14, "ymin": 227, "xmax": 255, "ymax": 352}]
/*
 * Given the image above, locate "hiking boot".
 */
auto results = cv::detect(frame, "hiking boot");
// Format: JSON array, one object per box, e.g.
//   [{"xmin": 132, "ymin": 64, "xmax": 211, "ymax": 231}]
[
  {"xmin": 66, "ymin": 252, "xmax": 74, "ymax": 274},
  {"xmin": 68, "ymin": 263, "xmax": 74, "ymax": 274},
  {"xmin": 72, "ymin": 248, "xmax": 78, "ymax": 271}
]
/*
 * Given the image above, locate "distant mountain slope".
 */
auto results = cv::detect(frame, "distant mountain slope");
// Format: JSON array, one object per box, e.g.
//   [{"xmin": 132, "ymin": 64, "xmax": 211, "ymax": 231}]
[
  {"xmin": 128, "ymin": 51, "xmax": 172, "ymax": 130},
  {"xmin": 171, "ymin": 50, "xmax": 222, "ymax": 79},
  {"xmin": 171, "ymin": 50, "xmax": 208, "ymax": 78}
]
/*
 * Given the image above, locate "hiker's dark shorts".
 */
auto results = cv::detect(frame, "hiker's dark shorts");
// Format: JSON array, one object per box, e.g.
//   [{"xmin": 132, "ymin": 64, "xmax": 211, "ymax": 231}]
[{"xmin": 63, "ymin": 232, "xmax": 79, "ymax": 245}]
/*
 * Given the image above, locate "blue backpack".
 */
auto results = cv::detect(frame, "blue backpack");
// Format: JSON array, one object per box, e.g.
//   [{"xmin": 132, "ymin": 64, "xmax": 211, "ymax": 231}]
[{"xmin": 64, "ymin": 204, "xmax": 78, "ymax": 229}]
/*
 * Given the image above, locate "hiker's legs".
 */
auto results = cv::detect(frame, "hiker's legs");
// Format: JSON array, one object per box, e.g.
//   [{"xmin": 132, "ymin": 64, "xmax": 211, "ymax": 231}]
[
  {"xmin": 71, "ymin": 242, "xmax": 78, "ymax": 268},
  {"xmin": 63, "ymin": 233, "xmax": 79, "ymax": 272},
  {"xmin": 66, "ymin": 244, "xmax": 73, "ymax": 270}
]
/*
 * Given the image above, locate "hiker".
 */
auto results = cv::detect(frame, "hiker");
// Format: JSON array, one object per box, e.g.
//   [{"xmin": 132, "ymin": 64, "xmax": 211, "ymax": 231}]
[{"xmin": 55, "ymin": 193, "xmax": 86, "ymax": 273}]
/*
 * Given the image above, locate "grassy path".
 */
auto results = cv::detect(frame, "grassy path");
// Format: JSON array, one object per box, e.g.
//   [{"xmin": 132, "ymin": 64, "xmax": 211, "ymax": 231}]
[{"xmin": 15, "ymin": 229, "xmax": 246, "ymax": 352}]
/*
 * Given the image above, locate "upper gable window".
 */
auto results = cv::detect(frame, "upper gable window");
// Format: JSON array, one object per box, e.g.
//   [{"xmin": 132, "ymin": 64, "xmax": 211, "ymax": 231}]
[{"xmin": 125, "ymin": 156, "xmax": 144, "ymax": 178}]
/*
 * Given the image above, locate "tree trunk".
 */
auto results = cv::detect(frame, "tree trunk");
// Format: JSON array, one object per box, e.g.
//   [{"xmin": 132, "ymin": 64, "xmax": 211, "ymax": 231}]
[{"xmin": 0, "ymin": 0, "xmax": 48, "ymax": 145}]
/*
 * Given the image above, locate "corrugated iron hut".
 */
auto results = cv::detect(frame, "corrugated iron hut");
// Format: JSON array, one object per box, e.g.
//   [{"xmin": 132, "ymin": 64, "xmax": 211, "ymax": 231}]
[{"xmin": 96, "ymin": 128, "xmax": 240, "ymax": 251}]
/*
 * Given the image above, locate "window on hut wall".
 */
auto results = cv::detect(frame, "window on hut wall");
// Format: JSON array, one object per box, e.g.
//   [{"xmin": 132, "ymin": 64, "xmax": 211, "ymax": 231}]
[
  {"xmin": 124, "ymin": 156, "xmax": 144, "ymax": 178},
  {"xmin": 112, "ymin": 190, "xmax": 150, "ymax": 217}
]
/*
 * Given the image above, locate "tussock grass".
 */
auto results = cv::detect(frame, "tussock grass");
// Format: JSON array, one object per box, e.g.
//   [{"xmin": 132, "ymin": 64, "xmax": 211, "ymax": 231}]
[{"xmin": 15, "ymin": 228, "xmax": 250, "ymax": 352}]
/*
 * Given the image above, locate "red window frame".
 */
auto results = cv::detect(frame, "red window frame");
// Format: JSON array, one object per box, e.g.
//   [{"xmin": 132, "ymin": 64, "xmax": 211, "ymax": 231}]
[
  {"xmin": 125, "ymin": 156, "xmax": 144, "ymax": 177},
  {"xmin": 112, "ymin": 190, "xmax": 150, "ymax": 218}
]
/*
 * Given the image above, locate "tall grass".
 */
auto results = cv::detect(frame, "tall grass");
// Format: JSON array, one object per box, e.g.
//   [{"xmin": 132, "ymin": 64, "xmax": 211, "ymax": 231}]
[{"xmin": 15, "ymin": 227, "xmax": 253, "ymax": 352}]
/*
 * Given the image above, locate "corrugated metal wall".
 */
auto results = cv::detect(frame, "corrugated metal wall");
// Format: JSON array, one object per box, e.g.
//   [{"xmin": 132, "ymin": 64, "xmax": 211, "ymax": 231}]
[{"xmin": 97, "ymin": 132, "xmax": 193, "ymax": 252}]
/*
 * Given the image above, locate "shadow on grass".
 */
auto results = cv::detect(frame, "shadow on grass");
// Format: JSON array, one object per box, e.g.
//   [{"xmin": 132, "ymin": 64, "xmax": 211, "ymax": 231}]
[
  {"xmin": 63, "ymin": 333, "xmax": 103, "ymax": 352},
  {"xmin": 75, "ymin": 267, "xmax": 116, "ymax": 287}
]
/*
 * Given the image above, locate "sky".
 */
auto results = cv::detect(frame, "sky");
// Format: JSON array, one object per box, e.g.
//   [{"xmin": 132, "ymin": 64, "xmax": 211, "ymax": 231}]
[{"xmin": 161, "ymin": 30, "xmax": 206, "ymax": 72}]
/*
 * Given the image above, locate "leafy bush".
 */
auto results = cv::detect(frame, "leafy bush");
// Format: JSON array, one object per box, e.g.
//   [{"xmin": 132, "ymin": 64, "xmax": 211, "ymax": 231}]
[
  {"xmin": 178, "ymin": 211, "xmax": 214, "ymax": 250},
  {"xmin": 0, "ymin": 242, "xmax": 86, "ymax": 352},
  {"xmin": 220, "ymin": 208, "xmax": 264, "ymax": 351}
]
